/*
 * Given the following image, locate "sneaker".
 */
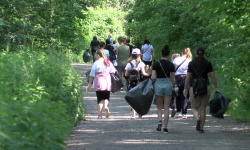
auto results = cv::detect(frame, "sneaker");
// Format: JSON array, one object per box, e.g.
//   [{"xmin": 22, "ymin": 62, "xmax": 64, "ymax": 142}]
[
  {"xmin": 182, "ymin": 114, "xmax": 187, "ymax": 119},
  {"xmin": 97, "ymin": 115, "xmax": 102, "ymax": 119},
  {"xmin": 104, "ymin": 107, "xmax": 110, "ymax": 118},
  {"xmin": 138, "ymin": 115, "xmax": 142, "ymax": 119},
  {"xmin": 163, "ymin": 128, "xmax": 168, "ymax": 133},
  {"xmin": 174, "ymin": 112, "xmax": 181, "ymax": 118},
  {"xmin": 120, "ymin": 88, "xmax": 123, "ymax": 91},
  {"xmin": 131, "ymin": 115, "xmax": 136, "ymax": 119},
  {"xmin": 156, "ymin": 121, "xmax": 162, "ymax": 131},
  {"xmin": 171, "ymin": 110, "xmax": 177, "ymax": 117}
]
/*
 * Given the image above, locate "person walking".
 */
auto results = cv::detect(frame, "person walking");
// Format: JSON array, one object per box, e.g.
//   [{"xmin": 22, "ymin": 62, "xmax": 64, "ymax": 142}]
[
  {"xmin": 126, "ymin": 38, "xmax": 133, "ymax": 56},
  {"xmin": 172, "ymin": 48, "xmax": 192, "ymax": 119},
  {"xmin": 183, "ymin": 47, "xmax": 219, "ymax": 133},
  {"xmin": 88, "ymin": 36, "xmax": 99, "ymax": 62},
  {"xmin": 87, "ymin": 49, "xmax": 116, "ymax": 119},
  {"xmin": 116, "ymin": 36, "xmax": 130, "ymax": 91},
  {"xmin": 124, "ymin": 48, "xmax": 149, "ymax": 119},
  {"xmin": 151, "ymin": 45, "xmax": 175, "ymax": 133},
  {"xmin": 141, "ymin": 39, "xmax": 155, "ymax": 73},
  {"xmin": 105, "ymin": 33, "xmax": 113, "ymax": 45}
]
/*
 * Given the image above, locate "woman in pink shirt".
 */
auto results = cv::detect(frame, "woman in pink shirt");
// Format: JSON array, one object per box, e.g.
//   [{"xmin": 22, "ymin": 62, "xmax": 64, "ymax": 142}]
[{"xmin": 87, "ymin": 50, "xmax": 116, "ymax": 119}]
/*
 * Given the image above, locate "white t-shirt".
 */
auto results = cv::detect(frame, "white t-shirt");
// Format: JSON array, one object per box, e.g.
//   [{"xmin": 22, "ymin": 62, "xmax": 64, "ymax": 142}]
[
  {"xmin": 173, "ymin": 56, "xmax": 190, "ymax": 75},
  {"xmin": 112, "ymin": 44, "xmax": 117, "ymax": 51},
  {"xmin": 89, "ymin": 58, "xmax": 116, "ymax": 77},
  {"xmin": 125, "ymin": 60, "xmax": 145, "ymax": 71},
  {"xmin": 103, "ymin": 49, "xmax": 110, "ymax": 58},
  {"xmin": 141, "ymin": 44, "xmax": 153, "ymax": 61}
]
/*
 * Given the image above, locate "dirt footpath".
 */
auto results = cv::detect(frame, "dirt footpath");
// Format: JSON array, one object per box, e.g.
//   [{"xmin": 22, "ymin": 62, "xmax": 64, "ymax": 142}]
[{"xmin": 66, "ymin": 63, "xmax": 250, "ymax": 150}]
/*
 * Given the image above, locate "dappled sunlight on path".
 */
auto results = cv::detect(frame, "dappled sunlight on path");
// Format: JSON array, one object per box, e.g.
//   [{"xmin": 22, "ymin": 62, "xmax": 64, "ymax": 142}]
[{"xmin": 67, "ymin": 63, "xmax": 250, "ymax": 150}]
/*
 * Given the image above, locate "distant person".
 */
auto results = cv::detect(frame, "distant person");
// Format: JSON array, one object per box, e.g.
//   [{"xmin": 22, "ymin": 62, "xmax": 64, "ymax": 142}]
[
  {"xmin": 126, "ymin": 38, "xmax": 133, "ymax": 55},
  {"xmin": 170, "ymin": 53, "xmax": 180, "ymax": 117},
  {"xmin": 112, "ymin": 41, "xmax": 118, "ymax": 52},
  {"xmin": 184, "ymin": 47, "xmax": 219, "ymax": 133},
  {"xmin": 105, "ymin": 33, "xmax": 113, "ymax": 45},
  {"xmin": 123, "ymin": 35, "xmax": 127, "ymax": 44},
  {"xmin": 87, "ymin": 49, "xmax": 116, "ymax": 119},
  {"xmin": 124, "ymin": 48, "xmax": 149, "ymax": 119},
  {"xmin": 173, "ymin": 48, "xmax": 192, "ymax": 119},
  {"xmin": 88, "ymin": 36, "xmax": 99, "ymax": 62},
  {"xmin": 141, "ymin": 39, "xmax": 155, "ymax": 73},
  {"xmin": 105, "ymin": 39, "xmax": 115, "ymax": 62},
  {"xmin": 116, "ymin": 36, "xmax": 130, "ymax": 91},
  {"xmin": 151, "ymin": 45, "xmax": 175, "ymax": 133}
]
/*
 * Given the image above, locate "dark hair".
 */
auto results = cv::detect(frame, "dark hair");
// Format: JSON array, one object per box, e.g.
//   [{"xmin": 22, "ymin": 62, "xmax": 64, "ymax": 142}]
[
  {"xmin": 106, "ymin": 39, "xmax": 110, "ymax": 45},
  {"xmin": 196, "ymin": 47, "xmax": 205, "ymax": 71},
  {"xmin": 113, "ymin": 41, "xmax": 116, "ymax": 44},
  {"xmin": 93, "ymin": 36, "xmax": 97, "ymax": 41},
  {"xmin": 126, "ymin": 38, "xmax": 130, "ymax": 43},
  {"xmin": 144, "ymin": 39, "xmax": 150, "ymax": 44},
  {"xmin": 161, "ymin": 45, "xmax": 170, "ymax": 57},
  {"xmin": 99, "ymin": 41, "xmax": 106, "ymax": 48}
]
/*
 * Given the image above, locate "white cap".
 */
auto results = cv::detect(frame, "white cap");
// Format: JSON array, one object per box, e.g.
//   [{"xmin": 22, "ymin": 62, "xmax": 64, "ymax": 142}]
[{"xmin": 132, "ymin": 48, "xmax": 141, "ymax": 55}]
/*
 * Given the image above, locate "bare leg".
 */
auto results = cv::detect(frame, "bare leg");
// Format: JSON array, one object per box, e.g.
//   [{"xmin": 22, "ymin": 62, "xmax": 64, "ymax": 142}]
[
  {"xmin": 104, "ymin": 99, "xmax": 110, "ymax": 118},
  {"xmin": 155, "ymin": 95, "xmax": 164, "ymax": 121},
  {"xmin": 97, "ymin": 100, "xmax": 104, "ymax": 116},
  {"xmin": 163, "ymin": 95, "xmax": 171, "ymax": 128},
  {"xmin": 199, "ymin": 87, "xmax": 211, "ymax": 130},
  {"xmin": 132, "ymin": 108, "xmax": 136, "ymax": 117}
]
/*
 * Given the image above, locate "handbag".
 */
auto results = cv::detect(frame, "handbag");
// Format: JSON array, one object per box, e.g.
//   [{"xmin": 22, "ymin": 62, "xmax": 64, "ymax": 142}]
[{"xmin": 110, "ymin": 73, "xmax": 124, "ymax": 93}]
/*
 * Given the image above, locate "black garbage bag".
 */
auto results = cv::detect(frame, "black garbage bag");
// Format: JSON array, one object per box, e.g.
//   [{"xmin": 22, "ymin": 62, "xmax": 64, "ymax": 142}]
[
  {"xmin": 209, "ymin": 92, "xmax": 231, "ymax": 119},
  {"xmin": 83, "ymin": 49, "xmax": 91, "ymax": 63},
  {"xmin": 110, "ymin": 73, "xmax": 124, "ymax": 93},
  {"xmin": 125, "ymin": 78, "xmax": 154, "ymax": 116}
]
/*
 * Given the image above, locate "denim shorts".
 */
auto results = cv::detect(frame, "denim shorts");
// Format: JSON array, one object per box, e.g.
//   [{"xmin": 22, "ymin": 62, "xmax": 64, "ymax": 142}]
[{"xmin": 154, "ymin": 78, "xmax": 172, "ymax": 96}]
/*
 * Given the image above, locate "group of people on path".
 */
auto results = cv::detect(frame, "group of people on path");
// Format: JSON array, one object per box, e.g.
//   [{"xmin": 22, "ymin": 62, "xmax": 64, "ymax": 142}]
[{"xmin": 87, "ymin": 34, "xmax": 219, "ymax": 134}]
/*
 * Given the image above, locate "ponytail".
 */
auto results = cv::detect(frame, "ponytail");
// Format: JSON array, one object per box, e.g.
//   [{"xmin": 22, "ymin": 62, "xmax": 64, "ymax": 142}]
[{"xmin": 196, "ymin": 47, "xmax": 205, "ymax": 71}]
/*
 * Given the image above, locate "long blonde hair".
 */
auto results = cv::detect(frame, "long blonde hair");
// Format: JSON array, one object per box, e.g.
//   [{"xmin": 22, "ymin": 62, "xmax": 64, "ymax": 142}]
[
  {"xmin": 96, "ymin": 49, "xmax": 106, "ymax": 59},
  {"xmin": 182, "ymin": 48, "xmax": 192, "ymax": 60},
  {"xmin": 127, "ymin": 54, "xmax": 141, "ymax": 64}
]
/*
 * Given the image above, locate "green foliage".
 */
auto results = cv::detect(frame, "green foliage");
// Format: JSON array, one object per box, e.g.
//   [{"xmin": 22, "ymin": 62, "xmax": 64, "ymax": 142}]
[
  {"xmin": 0, "ymin": 0, "xmax": 87, "ymax": 54},
  {"xmin": 0, "ymin": 50, "xmax": 84, "ymax": 149},
  {"xmin": 126, "ymin": 0, "xmax": 250, "ymax": 121},
  {"xmin": 81, "ymin": 6, "xmax": 127, "ymax": 44}
]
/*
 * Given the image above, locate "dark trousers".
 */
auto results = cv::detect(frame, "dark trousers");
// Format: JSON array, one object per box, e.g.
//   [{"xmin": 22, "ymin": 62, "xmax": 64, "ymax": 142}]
[
  {"xmin": 176, "ymin": 86, "xmax": 189, "ymax": 114},
  {"xmin": 91, "ymin": 50, "xmax": 96, "ymax": 62}
]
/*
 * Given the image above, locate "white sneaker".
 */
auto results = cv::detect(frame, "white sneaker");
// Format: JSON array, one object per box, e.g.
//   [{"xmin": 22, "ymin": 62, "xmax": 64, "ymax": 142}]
[
  {"xmin": 174, "ymin": 112, "xmax": 181, "ymax": 118},
  {"xmin": 182, "ymin": 114, "xmax": 187, "ymax": 119},
  {"xmin": 104, "ymin": 107, "xmax": 110, "ymax": 118}
]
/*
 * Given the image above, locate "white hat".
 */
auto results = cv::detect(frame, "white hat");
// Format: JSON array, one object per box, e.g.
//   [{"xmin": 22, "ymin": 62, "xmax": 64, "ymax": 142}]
[{"xmin": 132, "ymin": 48, "xmax": 141, "ymax": 55}]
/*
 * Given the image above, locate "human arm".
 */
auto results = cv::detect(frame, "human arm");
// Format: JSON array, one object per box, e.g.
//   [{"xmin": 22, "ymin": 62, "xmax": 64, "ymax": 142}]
[
  {"xmin": 151, "ymin": 70, "xmax": 156, "ymax": 80},
  {"xmin": 183, "ymin": 72, "xmax": 191, "ymax": 97},
  {"xmin": 87, "ymin": 76, "xmax": 94, "ymax": 91},
  {"xmin": 151, "ymin": 49, "xmax": 155, "ymax": 60},
  {"xmin": 170, "ymin": 72, "xmax": 175, "ymax": 85},
  {"xmin": 141, "ymin": 66, "xmax": 149, "ymax": 77},
  {"xmin": 209, "ymin": 72, "xmax": 218, "ymax": 91}
]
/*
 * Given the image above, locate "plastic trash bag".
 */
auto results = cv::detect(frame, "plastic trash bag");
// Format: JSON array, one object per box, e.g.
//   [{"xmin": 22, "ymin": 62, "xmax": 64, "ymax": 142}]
[
  {"xmin": 110, "ymin": 73, "xmax": 124, "ymax": 93},
  {"xmin": 83, "ymin": 49, "xmax": 91, "ymax": 63},
  {"xmin": 209, "ymin": 92, "xmax": 231, "ymax": 119},
  {"xmin": 125, "ymin": 78, "xmax": 154, "ymax": 116}
]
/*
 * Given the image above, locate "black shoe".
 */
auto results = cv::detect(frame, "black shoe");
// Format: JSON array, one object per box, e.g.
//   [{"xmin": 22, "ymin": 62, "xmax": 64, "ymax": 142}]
[
  {"xmin": 196, "ymin": 120, "xmax": 201, "ymax": 131},
  {"xmin": 156, "ymin": 121, "xmax": 162, "ymax": 131},
  {"xmin": 163, "ymin": 128, "xmax": 168, "ymax": 133}
]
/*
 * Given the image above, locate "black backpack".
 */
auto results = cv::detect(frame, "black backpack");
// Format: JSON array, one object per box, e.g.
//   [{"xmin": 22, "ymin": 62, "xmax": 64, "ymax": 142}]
[
  {"xmin": 128, "ymin": 62, "xmax": 140, "ymax": 81},
  {"xmin": 192, "ymin": 63, "xmax": 208, "ymax": 97}
]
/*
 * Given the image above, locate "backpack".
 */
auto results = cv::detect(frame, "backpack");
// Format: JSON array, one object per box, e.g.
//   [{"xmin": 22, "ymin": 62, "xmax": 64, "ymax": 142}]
[
  {"xmin": 128, "ymin": 62, "xmax": 140, "ymax": 81},
  {"xmin": 83, "ymin": 49, "xmax": 91, "ymax": 63},
  {"xmin": 109, "ymin": 49, "xmax": 116, "ymax": 61},
  {"xmin": 192, "ymin": 63, "xmax": 208, "ymax": 97}
]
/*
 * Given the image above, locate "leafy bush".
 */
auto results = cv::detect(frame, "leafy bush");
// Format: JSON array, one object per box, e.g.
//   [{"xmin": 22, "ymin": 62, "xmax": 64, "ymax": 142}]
[
  {"xmin": 0, "ymin": 50, "xmax": 84, "ymax": 149},
  {"xmin": 125, "ymin": 0, "xmax": 250, "ymax": 121}
]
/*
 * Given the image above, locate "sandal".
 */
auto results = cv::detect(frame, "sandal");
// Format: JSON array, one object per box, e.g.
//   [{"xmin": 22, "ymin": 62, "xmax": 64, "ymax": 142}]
[
  {"xmin": 196, "ymin": 120, "xmax": 201, "ymax": 131},
  {"xmin": 199, "ymin": 130, "xmax": 204, "ymax": 133}
]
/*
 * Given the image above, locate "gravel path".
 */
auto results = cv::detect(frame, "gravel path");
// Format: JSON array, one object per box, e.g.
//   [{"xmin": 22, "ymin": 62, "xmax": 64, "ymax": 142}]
[{"xmin": 66, "ymin": 63, "xmax": 250, "ymax": 150}]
